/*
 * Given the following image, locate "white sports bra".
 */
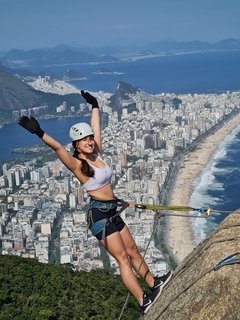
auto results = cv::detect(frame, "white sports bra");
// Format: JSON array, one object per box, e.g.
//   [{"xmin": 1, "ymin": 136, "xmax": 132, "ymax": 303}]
[{"xmin": 82, "ymin": 155, "xmax": 112, "ymax": 192}]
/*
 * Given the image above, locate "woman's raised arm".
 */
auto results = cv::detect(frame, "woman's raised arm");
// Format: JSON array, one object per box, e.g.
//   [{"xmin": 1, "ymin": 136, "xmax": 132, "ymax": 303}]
[
  {"xmin": 81, "ymin": 90, "xmax": 102, "ymax": 153},
  {"xmin": 18, "ymin": 116, "xmax": 78, "ymax": 172}
]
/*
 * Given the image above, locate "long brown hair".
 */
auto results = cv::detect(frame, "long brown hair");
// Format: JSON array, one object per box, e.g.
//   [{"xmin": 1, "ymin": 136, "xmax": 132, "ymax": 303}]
[{"xmin": 72, "ymin": 142, "xmax": 95, "ymax": 177}]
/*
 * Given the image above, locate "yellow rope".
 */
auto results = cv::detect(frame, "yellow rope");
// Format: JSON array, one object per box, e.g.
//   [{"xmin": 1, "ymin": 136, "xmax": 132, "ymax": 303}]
[{"xmin": 134, "ymin": 203, "xmax": 212, "ymax": 216}]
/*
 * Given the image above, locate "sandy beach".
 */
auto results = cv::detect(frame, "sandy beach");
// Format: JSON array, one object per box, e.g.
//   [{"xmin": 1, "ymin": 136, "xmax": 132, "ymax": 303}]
[{"xmin": 168, "ymin": 112, "xmax": 240, "ymax": 263}]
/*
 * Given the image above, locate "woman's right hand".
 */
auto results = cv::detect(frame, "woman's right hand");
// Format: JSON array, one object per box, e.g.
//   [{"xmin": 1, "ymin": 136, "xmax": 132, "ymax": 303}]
[{"xmin": 18, "ymin": 116, "xmax": 45, "ymax": 138}]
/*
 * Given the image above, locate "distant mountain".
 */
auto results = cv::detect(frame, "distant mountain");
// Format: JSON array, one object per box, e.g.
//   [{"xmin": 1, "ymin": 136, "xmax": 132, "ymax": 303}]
[
  {"xmin": 0, "ymin": 69, "xmax": 43, "ymax": 111},
  {"xmin": 213, "ymin": 38, "xmax": 240, "ymax": 50},
  {"xmin": 143, "ymin": 40, "xmax": 212, "ymax": 53},
  {"xmin": 1, "ymin": 44, "xmax": 120, "ymax": 68},
  {"xmin": 0, "ymin": 68, "xmax": 84, "ymax": 119},
  {"xmin": 109, "ymin": 81, "xmax": 140, "ymax": 112},
  {"xmin": 140, "ymin": 38, "xmax": 240, "ymax": 56},
  {"xmin": 0, "ymin": 60, "xmax": 35, "ymax": 77},
  {"xmin": 1, "ymin": 39, "xmax": 240, "ymax": 69}
]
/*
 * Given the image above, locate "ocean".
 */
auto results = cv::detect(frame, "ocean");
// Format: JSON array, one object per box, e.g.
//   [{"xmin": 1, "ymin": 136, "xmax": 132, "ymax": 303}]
[
  {"xmin": 27, "ymin": 51, "xmax": 240, "ymax": 94},
  {"xmin": 1, "ymin": 50, "xmax": 240, "ymax": 243},
  {"xmin": 190, "ymin": 125, "xmax": 240, "ymax": 243}
]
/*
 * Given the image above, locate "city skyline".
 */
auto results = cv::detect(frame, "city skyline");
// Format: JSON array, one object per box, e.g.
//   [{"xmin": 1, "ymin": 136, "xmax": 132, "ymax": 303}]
[{"xmin": 1, "ymin": 0, "xmax": 240, "ymax": 51}]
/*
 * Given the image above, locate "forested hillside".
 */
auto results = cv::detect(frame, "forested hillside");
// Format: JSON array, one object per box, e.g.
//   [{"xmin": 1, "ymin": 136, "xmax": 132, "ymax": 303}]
[{"xmin": 0, "ymin": 255, "xmax": 141, "ymax": 320}]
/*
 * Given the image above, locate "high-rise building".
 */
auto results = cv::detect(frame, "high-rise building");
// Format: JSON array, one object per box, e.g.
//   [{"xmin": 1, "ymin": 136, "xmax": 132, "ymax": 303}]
[
  {"xmin": 15, "ymin": 170, "xmax": 21, "ymax": 186},
  {"xmin": 42, "ymin": 166, "xmax": 50, "ymax": 178},
  {"xmin": 0, "ymin": 203, "xmax": 7, "ymax": 214},
  {"xmin": 7, "ymin": 172, "xmax": 15, "ymax": 188},
  {"xmin": 69, "ymin": 193, "xmax": 77, "ymax": 208},
  {"xmin": 2, "ymin": 163, "xmax": 8, "ymax": 175},
  {"xmin": 41, "ymin": 222, "xmax": 52, "ymax": 235},
  {"xmin": 117, "ymin": 152, "xmax": 127, "ymax": 167},
  {"xmin": 30, "ymin": 169, "xmax": 43, "ymax": 182},
  {"xmin": 64, "ymin": 177, "xmax": 71, "ymax": 194},
  {"xmin": 73, "ymin": 187, "xmax": 84, "ymax": 205}
]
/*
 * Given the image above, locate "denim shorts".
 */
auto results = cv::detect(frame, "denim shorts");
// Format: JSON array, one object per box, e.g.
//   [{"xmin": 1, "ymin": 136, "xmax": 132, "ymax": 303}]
[{"xmin": 88, "ymin": 199, "xmax": 126, "ymax": 240}]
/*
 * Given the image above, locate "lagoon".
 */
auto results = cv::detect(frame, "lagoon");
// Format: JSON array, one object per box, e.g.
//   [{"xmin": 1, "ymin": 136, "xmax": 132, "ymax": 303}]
[{"xmin": 0, "ymin": 116, "xmax": 88, "ymax": 162}]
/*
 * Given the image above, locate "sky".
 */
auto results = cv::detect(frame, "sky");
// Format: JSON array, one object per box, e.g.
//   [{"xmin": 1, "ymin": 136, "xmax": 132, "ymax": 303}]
[{"xmin": 1, "ymin": 0, "xmax": 240, "ymax": 51}]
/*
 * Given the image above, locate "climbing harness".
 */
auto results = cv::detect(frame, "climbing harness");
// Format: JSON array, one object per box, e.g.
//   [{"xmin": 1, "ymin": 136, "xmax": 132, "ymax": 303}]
[
  {"xmin": 87, "ymin": 198, "xmax": 129, "ymax": 239},
  {"xmin": 214, "ymin": 252, "xmax": 240, "ymax": 271}
]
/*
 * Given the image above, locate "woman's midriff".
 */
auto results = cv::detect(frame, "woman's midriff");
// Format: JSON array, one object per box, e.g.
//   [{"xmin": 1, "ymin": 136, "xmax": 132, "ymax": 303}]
[{"xmin": 87, "ymin": 184, "xmax": 116, "ymax": 201}]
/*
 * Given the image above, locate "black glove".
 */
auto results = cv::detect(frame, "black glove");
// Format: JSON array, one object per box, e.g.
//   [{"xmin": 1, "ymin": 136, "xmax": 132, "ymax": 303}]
[
  {"xmin": 18, "ymin": 116, "xmax": 45, "ymax": 138},
  {"xmin": 81, "ymin": 90, "xmax": 99, "ymax": 109}
]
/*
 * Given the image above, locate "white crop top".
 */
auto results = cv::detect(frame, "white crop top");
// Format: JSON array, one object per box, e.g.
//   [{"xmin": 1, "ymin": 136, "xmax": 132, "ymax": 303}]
[{"xmin": 82, "ymin": 155, "xmax": 112, "ymax": 192}]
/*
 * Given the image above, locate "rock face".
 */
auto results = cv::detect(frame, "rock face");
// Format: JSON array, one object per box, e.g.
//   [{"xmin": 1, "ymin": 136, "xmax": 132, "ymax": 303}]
[{"xmin": 144, "ymin": 210, "xmax": 240, "ymax": 320}]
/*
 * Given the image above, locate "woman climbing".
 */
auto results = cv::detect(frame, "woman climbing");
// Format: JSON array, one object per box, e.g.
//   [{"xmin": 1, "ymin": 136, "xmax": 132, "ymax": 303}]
[{"xmin": 18, "ymin": 90, "xmax": 172, "ymax": 313}]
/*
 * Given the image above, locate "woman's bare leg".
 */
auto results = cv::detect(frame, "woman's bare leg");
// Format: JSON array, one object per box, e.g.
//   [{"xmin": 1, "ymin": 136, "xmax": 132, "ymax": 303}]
[
  {"xmin": 100, "ymin": 231, "xmax": 144, "ymax": 303},
  {"xmin": 120, "ymin": 225, "xmax": 155, "ymax": 288}
]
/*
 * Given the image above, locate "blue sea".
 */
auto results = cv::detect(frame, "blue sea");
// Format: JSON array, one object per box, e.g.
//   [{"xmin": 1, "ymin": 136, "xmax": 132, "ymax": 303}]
[
  {"xmin": 27, "ymin": 51, "xmax": 240, "ymax": 94},
  {"xmin": 189, "ymin": 125, "xmax": 240, "ymax": 243},
  {"xmin": 1, "ymin": 50, "xmax": 240, "ymax": 243}
]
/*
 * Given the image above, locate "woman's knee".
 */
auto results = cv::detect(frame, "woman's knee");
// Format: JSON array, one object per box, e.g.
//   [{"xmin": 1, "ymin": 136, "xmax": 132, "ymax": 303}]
[
  {"xmin": 127, "ymin": 243, "xmax": 141, "ymax": 258},
  {"xmin": 115, "ymin": 250, "xmax": 131, "ymax": 266}
]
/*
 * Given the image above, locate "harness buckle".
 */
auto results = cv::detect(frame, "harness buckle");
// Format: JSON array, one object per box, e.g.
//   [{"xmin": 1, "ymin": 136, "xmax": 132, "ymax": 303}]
[
  {"xmin": 90, "ymin": 200, "xmax": 119, "ymax": 212},
  {"xmin": 98, "ymin": 202, "xmax": 113, "ymax": 211}
]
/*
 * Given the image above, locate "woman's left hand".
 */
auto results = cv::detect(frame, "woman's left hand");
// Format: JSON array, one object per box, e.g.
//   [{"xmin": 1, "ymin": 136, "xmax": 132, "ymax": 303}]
[{"xmin": 81, "ymin": 90, "xmax": 99, "ymax": 109}]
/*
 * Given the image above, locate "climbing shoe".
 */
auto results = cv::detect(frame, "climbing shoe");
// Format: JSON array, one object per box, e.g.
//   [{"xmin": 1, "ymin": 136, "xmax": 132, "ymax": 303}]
[
  {"xmin": 151, "ymin": 270, "xmax": 173, "ymax": 292},
  {"xmin": 140, "ymin": 286, "xmax": 161, "ymax": 313}
]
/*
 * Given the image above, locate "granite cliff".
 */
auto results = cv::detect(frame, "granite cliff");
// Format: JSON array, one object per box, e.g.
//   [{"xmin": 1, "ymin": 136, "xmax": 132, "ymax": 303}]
[{"xmin": 143, "ymin": 210, "xmax": 240, "ymax": 320}]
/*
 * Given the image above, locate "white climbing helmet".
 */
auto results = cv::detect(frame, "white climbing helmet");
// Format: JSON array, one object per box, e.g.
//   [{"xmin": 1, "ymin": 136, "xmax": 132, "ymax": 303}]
[{"xmin": 69, "ymin": 122, "xmax": 94, "ymax": 141}]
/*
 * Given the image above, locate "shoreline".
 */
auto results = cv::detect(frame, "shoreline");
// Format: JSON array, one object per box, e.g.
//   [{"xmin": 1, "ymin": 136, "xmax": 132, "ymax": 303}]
[{"xmin": 167, "ymin": 112, "xmax": 240, "ymax": 263}]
